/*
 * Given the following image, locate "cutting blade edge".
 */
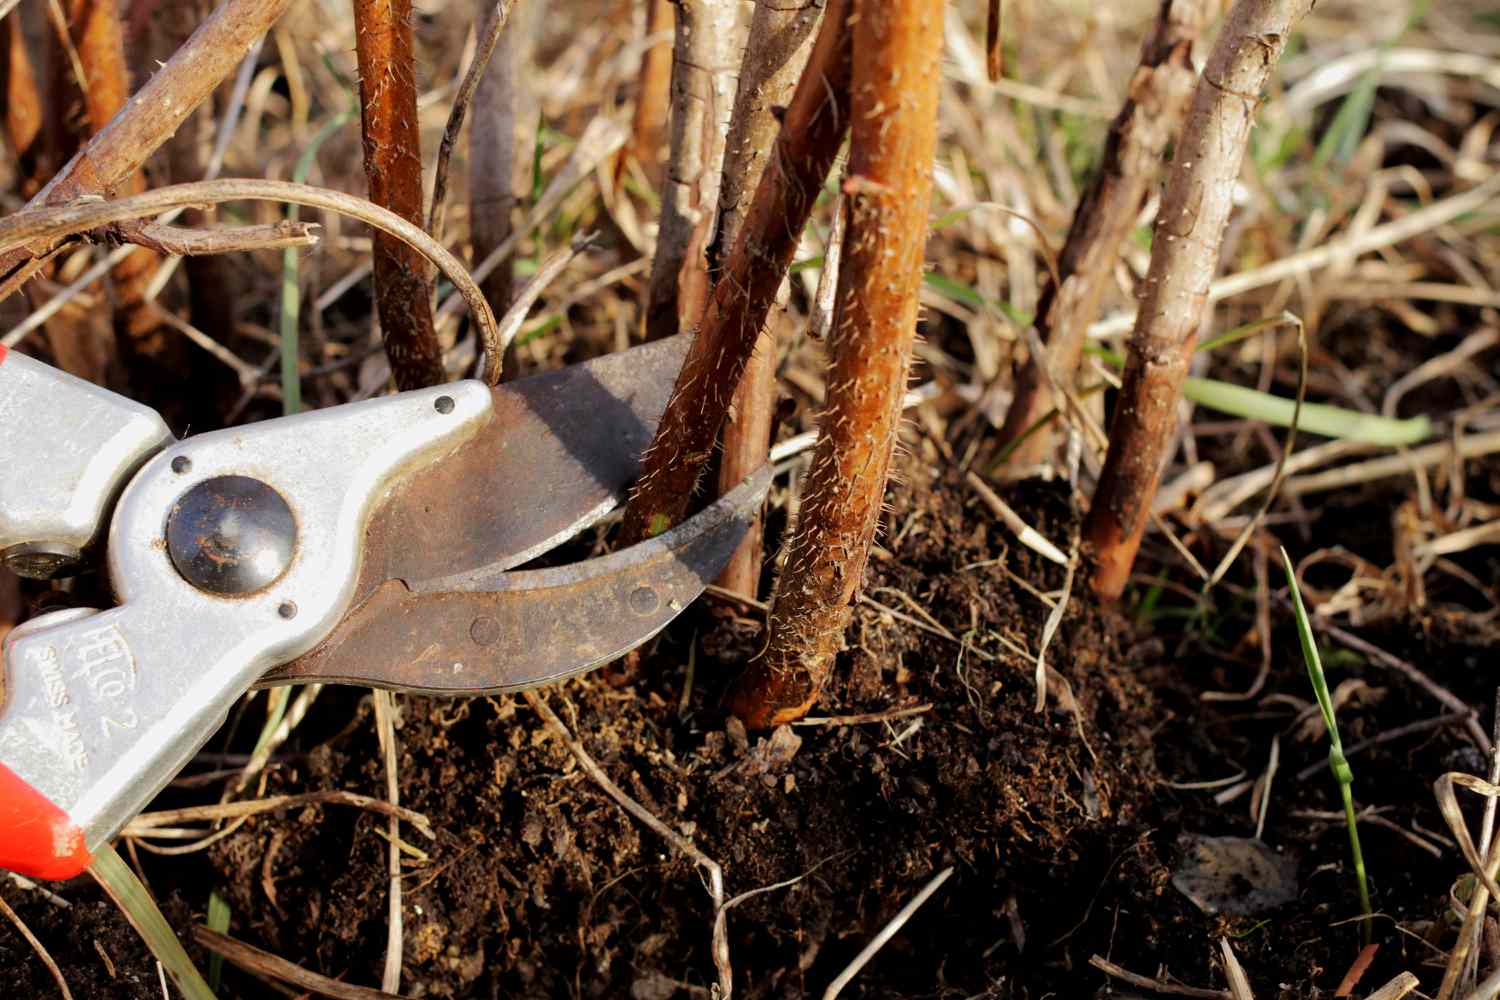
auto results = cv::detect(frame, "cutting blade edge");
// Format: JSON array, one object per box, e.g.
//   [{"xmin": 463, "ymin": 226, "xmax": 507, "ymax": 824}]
[{"xmin": 263, "ymin": 466, "xmax": 771, "ymax": 691}]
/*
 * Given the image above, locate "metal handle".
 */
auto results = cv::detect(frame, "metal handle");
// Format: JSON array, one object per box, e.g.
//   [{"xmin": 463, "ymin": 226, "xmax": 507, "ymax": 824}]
[
  {"xmin": 0, "ymin": 380, "xmax": 493, "ymax": 875},
  {"xmin": 0, "ymin": 349, "xmax": 174, "ymax": 578}
]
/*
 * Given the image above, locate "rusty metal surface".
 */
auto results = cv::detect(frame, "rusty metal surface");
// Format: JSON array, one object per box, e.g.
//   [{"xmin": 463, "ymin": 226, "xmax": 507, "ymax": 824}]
[
  {"xmin": 263, "ymin": 467, "xmax": 770, "ymax": 692},
  {"xmin": 346, "ymin": 336, "xmax": 688, "ymax": 606}
]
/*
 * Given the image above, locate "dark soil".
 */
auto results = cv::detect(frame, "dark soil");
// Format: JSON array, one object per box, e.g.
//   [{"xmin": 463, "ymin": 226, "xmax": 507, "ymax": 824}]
[{"xmin": 5, "ymin": 458, "xmax": 1497, "ymax": 999}]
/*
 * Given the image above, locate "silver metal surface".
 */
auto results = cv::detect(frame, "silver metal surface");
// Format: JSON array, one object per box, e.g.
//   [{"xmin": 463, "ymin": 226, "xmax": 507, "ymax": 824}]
[
  {"xmin": 166, "ymin": 475, "xmax": 298, "ymax": 595},
  {"xmin": 264, "ymin": 466, "xmax": 772, "ymax": 692},
  {"xmin": 0, "ymin": 351, "xmax": 173, "ymax": 577},
  {"xmin": 0, "ymin": 382, "xmax": 491, "ymax": 853}
]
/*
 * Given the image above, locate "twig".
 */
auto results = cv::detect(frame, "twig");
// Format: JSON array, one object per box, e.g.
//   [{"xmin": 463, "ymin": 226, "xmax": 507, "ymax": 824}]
[
  {"xmin": 822, "ymin": 866, "xmax": 955, "ymax": 999},
  {"xmin": 107, "ymin": 219, "xmax": 321, "ymax": 256},
  {"xmin": 642, "ymin": 0, "xmax": 734, "ymax": 341},
  {"xmin": 1295, "ymin": 712, "xmax": 1469, "ymax": 782},
  {"xmin": 996, "ymin": 0, "xmax": 1210, "ymax": 467},
  {"xmin": 1317, "ymin": 622, "xmax": 1490, "ymax": 753},
  {"xmin": 194, "ymin": 926, "xmax": 408, "ymax": 1000},
  {"xmin": 794, "ymin": 704, "xmax": 933, "ymax": 727},
  {"xmin": 0, "ymin": 892, "xmax": 73, "ymax": 1000},
  {"xmin": 428, "ymin": 0, "xmax": 519, "ymax": 243},
  {"xmin": 466, "ymin": 0, "xmax": 524, "ymax": 325},
  {"xmin": 523, "ymin": 690, "xmax": 732, "ymax": 997},
  {"xmin": 0, "ymin": 0, "xmax": 295, "ymax": 285},
  {"xmin": 1089, "ymin": 954, "xmax": 1231, "ymax": 999},
  {"xmin": 619, "ymin": 0, "xmax": 853, "ymax": 546},
  {"xmin": 0, "ymin": 179, "xmax": 502, "ymax": 382}
]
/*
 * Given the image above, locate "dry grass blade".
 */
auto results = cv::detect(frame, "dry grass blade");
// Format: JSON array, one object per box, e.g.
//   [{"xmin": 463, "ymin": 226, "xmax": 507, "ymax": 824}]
[
  {"xmin": 822, "ymin": 866, "xmax": 954, "ymax": 1000},
  {"xmin": 1088, "ymin": 954, "xmax": 1231, "ymax": 999},
  {"xmin": 372, "ymin": 690, "xmax": 403, "ymax": 995},
  {"xmin": 194, "ymin": 926, "xmax": 408, "ymax": 999},
  {"xmin": 1360, "ymin": 973, "xmax": 1418, "ymax": 1000},
  {"xmin": 1433, "ymin": 768, "xmax": 1500, "ymax": 1000},
  {"xmin": 1219, "ymin": 938, "xmax": 1256, "ymax": 1000},
  {"xmin": 522, "ymin": 690, "xmax": 732, "ymax": 996},
  {"xmin": 0, "ymin": 892, "xmax": 73, "ymax": 999},
  {"xmin": 489, "ymin": 235, "xmax": 592, "ymax": 371},
  {"xmin": 122, "ymin": 790, "xmax": 434, "ymax": 838}
]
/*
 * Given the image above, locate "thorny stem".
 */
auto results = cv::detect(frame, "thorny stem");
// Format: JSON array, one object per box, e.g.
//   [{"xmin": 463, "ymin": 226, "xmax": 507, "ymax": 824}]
[
  {"xmin": 710, "ymin": 0, "xmax": 825, "ymax": 602},
  {"xmin": 994, "ymin": 0, "xmax": 1209, "ymax": 470},
  {"xmin": 726, "ymin": 0, "xmax": 944, "ymax": 728},
  {"xmin": 0, "ymin": 0, "xmax": 295, "ymax": 287},
  {"xmin": 1084, "ymin": 0, "xmax": 1317, "ymax": 601},
  {"xmin": 352, "ymin": 0, "xmax": 446, "ymax": 390},
  {"xmin": 618, "ymin": 0, "xmax": 853, "ymax": 547}
]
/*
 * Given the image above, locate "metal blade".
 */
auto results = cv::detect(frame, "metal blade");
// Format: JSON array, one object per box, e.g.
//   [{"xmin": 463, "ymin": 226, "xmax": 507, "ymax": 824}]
[
  {"xmin": 261, "ymin": 466, "xmax": 771, "ymax": 692},
  {"xmin": 353, "ymin": 335, "xmax": 689, "ymax": 601}
]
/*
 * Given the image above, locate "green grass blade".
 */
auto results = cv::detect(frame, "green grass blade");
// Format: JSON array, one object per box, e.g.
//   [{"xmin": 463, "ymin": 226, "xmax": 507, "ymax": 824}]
[
  {"xmin": 1281, "ymin": 547, "xmax": 1373, "ymax": 944},
  {"xmin": 1186, "ymin": 376, "xmax": 1429, "ymax": 446},
  {"xmin": 90, "ymin": 845, "xmax": 217, "ymax": 1000},
  {"xmin": 280, "ymin": 108, "xmax": 356, "ymax": 415},
  {"xmin": 206, "ymin": 890, "xmax": 231, "ymax": 991},
  {"xmin": 1085, "ymin": 343, "xmax": 1430, "ymax": 446}
]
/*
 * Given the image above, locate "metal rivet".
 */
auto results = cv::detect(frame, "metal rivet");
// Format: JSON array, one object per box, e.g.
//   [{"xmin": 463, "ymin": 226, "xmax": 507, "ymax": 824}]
[
  {"xmin": 469, "ymin": 616, "xmax": 500, "ymax": 646},
  {"xmin": 628, "ymin": 586, "xmax": 659, "ymax": 616},
  {"xmin": 171, "ymin": 456, "xmax": 191, "ymax": 474},
  {"xmin": 278, "ymin": 601, "xmax": 298, "ymax": 619},
  {"xmin": 166, "ymin": 476, "xmax": 297, "ymax": 596},
  {"xmin": 434, "ymin": 396, "xmax": 455, "ymax": 415}
]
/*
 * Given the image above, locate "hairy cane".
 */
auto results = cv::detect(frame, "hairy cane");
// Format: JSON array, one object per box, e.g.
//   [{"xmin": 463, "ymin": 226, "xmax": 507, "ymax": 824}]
[
  {"xmin": 618, "ymin": 0, "xmax": 854, "ymax": 546},
  {"xmin": 352, "ymin": 0, "xmax": 446, "ymax": 390},
  {"xmin": 727, "ymin": 0, "xmax": 943, "ymax": 728}
]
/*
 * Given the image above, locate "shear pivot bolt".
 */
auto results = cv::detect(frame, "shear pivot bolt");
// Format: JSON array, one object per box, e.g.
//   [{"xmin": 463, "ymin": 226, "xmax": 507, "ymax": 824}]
[{"xmin": 166, "ymin": 475, "xmax": 297, "ymax": 595}]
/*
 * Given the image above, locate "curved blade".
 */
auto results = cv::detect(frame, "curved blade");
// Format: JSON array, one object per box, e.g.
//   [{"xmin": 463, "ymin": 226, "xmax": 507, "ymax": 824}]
[
  {"xmin": 354, "ymin": 335, "xmax": 690, "ymax": 603},
  {"xmin": 261, "ymin": 467, "xmax": 770, "ymax": 692}
]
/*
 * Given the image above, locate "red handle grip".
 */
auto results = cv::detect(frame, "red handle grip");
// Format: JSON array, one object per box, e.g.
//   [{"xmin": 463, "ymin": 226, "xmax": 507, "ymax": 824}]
[{"xmin": 0, "ymin": 761, "xmax": 90, "ymax": 879}]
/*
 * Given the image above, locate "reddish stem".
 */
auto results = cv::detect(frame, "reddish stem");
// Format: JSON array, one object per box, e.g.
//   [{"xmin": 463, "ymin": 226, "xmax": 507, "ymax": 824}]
[
  {"xmin": 352, "ymin": 0, "xmax": 445, "ymax": 390},
  {"xmin": 726, "ymin": 0, "xmax": 944, "ymax": 728}
]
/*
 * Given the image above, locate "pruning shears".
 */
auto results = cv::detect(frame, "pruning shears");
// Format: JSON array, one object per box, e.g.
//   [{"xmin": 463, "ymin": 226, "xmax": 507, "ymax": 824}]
[{"xmin": 0, "ymin": 338, "xmax": 767, "ymax": 880}]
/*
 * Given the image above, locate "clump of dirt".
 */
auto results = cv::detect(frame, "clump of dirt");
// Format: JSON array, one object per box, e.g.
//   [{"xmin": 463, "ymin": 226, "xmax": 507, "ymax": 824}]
[
  {"xmin": 194, "ymin": 467, "xmax": 1169, "ymax": 999},
  {"xmin": 5, "ymin": 463, "xmax": 1488, "ymax": 999}
]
